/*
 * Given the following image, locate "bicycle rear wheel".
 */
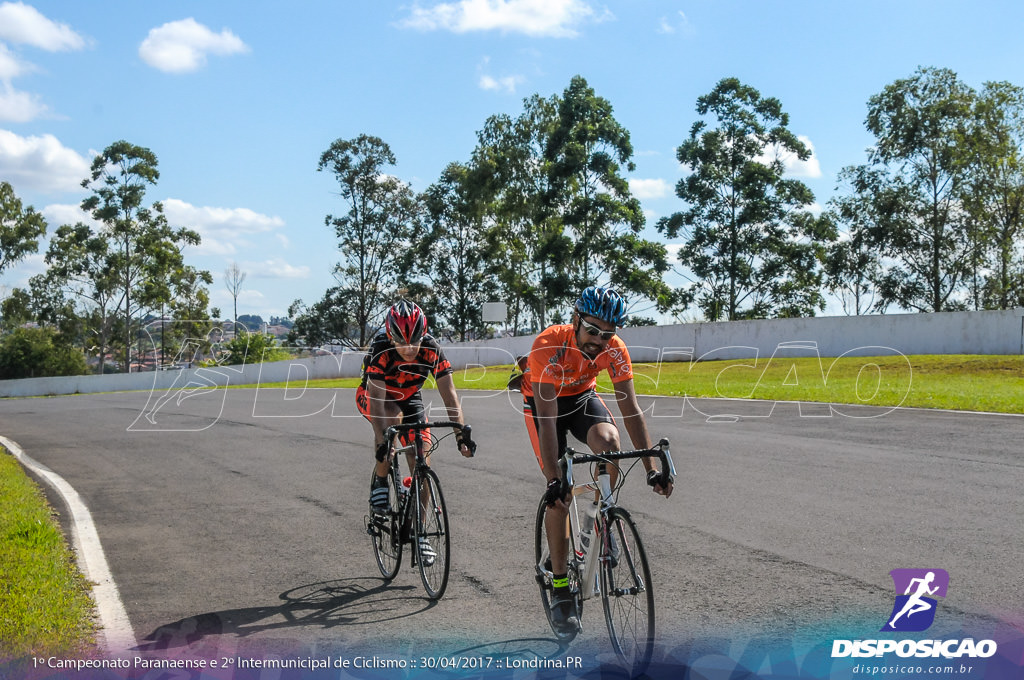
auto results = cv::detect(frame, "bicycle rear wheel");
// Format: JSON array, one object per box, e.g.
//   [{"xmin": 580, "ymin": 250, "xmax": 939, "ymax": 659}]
[
  {"xmin": 413, "ymin": 467, "xmax": 450, "ymax": 599},
  {"xmin": 599, "ymin": 507, "xmax": 655, "ymax": 674},
  {"xmin": 534, "ymin": 497, "xmax": 582, "ymax": 641},
  {"xmin": 368, "ymin": 471, "xmax": 402, "ymax": 580}
]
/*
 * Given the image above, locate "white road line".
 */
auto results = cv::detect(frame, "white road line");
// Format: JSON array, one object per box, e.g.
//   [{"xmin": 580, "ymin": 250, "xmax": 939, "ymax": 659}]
[{"xmin": 0, "ymin": 435, "xmax": 136, "ymax": 653}]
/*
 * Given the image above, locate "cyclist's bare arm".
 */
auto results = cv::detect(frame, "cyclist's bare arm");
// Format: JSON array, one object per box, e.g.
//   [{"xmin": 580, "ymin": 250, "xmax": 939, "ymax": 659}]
[
  {"xmin": 614, "ymin": 378, "xmax": 673, "ymax": 498},
  {"xmin": 435, "ymin": 373, "xmax": 473, "ymax": 457}
]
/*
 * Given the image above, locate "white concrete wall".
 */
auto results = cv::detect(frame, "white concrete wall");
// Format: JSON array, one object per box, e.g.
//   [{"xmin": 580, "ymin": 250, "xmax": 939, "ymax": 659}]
[
  {"xmin": 615, "ymin": 309, "xmax": 1024, "ymax": 363},
  {"xmin": 2, "ymin": 309, "xmax": 1021, "ymax": 398}
]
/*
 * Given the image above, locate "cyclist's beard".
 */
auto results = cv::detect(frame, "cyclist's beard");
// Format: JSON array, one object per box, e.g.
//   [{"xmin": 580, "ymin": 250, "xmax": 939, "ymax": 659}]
[
  {"xmin": 575, "ymin": 323, "xmax": 603, "ymax": 359},
  {"xmin": 580, "ymin": 339, "xmax": 604, "ymax": 359}
]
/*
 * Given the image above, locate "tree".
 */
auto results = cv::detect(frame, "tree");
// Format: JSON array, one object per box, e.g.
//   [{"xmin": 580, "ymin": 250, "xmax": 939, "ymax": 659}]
[
  {"xmin": 220, "ymin": 330, "xmax": 291, "ymax": 365},
  {"xmin": 313, "ymin": 134, "xmax": 418, "ymax": 346},
  {"xmin": 80, "ymin": 141, "xmax": 202, "ymax": 371},
  {"xmin": 858, "ymin": 67, "xmax": 977, "ymax": 312},
  {"xmin": 658, "ymin": 78, "xmax": 831, "ymax": 320},
  {"xmin": 224, "ymin": 262, "xmax": 246, "ymax": 337},
  {"xmin": 0, "ymin": 326, "xmax": 87, "ymax": 379},
  {"xmin": 472, "ymin": 94, "xmax": 560, "ymax": 330},
  {"xmin": 167, "ymin": 265, "xmax": 214, "ymax": 347},
  {"xmin": 966, "ymin": 81, "xmax": 1024, "ymax": 309},
  {"xmin": 823, "ymin": 167, "xmax": 885, "ymax": 315},
  {"xmin": 408, "ymin": 162, "xmax": 496, "ymax": 341},
  {"xmin": 288, "ymin": 289, "xmax": 356, "ymax": 347},
  {"xmin": 37, "ymin": 222, "xmax": 120, "ymax": 373},
  {"xmin": 544, "ymin": 76, "xmax": 673, "ymax": 317},
  {"xmin": 0, "ymin": 181, "xmax": 47, "ymax": 277}
]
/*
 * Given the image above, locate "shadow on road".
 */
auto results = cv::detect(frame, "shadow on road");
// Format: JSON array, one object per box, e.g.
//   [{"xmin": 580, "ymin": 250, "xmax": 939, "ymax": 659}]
[{"xmin": 133, "ymin": 577, "xmax": 432, "ymax": 651}]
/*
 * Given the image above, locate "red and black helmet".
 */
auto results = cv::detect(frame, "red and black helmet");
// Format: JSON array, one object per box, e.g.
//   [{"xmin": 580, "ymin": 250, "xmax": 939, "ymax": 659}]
[{"xmin": 385, "ymin": 300, "xmax": 427, "ymax": 345}]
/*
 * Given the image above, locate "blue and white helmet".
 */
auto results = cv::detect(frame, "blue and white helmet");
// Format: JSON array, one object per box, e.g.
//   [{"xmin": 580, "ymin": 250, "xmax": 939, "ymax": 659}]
[{"xmin": 575, "ymin": 286, "xmax": 628, "ymax": 327}]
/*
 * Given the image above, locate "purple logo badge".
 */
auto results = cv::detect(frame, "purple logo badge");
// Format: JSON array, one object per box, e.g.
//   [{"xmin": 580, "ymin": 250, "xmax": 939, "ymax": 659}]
[{"xmin": 881, "ymin": 568, "xmax": 949, "ymax": 632}]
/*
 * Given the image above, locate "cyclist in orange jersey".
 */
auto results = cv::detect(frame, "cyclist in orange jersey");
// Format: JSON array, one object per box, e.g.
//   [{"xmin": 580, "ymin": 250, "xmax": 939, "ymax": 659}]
[{"xmin": 522, "ymin": 286, "xmax": 673, "ymax": 634}]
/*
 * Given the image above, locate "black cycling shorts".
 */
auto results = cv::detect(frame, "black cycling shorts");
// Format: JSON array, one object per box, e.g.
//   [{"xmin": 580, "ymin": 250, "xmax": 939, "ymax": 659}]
[
  {"xmin": 523, "ymin": 389, "xmax": 615, "ymax": 471},
  {"xmin": 356, "ymin": 384, "xmax": 427, "ymax": 448}
]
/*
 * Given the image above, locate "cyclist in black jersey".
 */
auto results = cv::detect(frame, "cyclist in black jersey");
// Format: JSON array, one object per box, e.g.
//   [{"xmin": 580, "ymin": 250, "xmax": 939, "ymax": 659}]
[{"xmin": 357, "ymin": 302, "xmax": 476, "ymax": 559}]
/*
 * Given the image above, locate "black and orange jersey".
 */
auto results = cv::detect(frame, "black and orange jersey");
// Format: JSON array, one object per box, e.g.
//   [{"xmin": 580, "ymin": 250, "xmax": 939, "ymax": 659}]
[
  {"xmin": 521, "ymin": 324, "xmax": 633, "ymax": 398},
  {"xmin": 359, "ymin": 331, "xmax": 453, "ymax": 401}
]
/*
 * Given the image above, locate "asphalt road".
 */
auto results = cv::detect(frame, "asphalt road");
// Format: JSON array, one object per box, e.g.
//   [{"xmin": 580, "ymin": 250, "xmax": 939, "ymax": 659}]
[{"xmin": 1, "ymin": 386, "xmax": 1021, "ymax": 670}]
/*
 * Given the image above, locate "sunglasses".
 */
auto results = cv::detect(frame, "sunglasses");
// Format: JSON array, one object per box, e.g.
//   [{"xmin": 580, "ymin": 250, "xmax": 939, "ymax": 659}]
[{"xmin": 578, "ymin": 316, "xmax": 616, "ymax": 340}]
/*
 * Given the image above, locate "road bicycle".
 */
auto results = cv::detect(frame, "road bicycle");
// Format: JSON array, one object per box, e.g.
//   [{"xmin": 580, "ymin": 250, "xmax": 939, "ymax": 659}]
[
  {"xmin": 535, "ymin": 438, "xmax": 675, "ymax": 675},
  {"xmin": 364, "ymin": 420, "xmax": 471, "ymax": 600}
]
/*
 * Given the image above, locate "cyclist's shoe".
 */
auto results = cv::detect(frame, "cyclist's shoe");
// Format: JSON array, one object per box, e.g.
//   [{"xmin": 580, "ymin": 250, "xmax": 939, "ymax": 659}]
[
  {"xmin": 548, "ymin": 589, "xmax": 581, "ymax": 635},
  {"xmin": 418, "ymin": 537, "xmax": 437, "ymax": 567},
  {"xmin": 369, "ymin": 476, "xmax": 389, "ymax": 516}
]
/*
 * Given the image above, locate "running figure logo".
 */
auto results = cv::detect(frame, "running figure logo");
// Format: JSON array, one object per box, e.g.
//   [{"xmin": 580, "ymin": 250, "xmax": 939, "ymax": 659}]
[{"xmin": 881, "ymin": 568, "xmax": 949, "ymax": 632}]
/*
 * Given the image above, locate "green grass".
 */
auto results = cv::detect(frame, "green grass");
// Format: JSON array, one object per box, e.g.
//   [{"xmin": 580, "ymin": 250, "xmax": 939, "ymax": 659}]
[
  {"xmin": 622, "ymin": 353, "xmax": 1024, "ymax": 414},
  {"xmin": 0, "ymin": 447, "xmax": 98, "ymax": 661},
  {"xmin": 257, "ymin": 354, "xmax": 1024, "ymax": 414}
]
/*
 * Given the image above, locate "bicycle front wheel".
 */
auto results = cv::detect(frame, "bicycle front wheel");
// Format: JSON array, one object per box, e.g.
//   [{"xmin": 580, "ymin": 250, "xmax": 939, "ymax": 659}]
[
  {"xmin": 368, "ymin": 471, "xmax": 402, "ymax": 580},
  {"xmin": 413, "ymin": 467, "xmax": 450, "ymax": 599},
  {"xmin": 599, "ymin": 507, "xmax": 655, "ymax": 674}
]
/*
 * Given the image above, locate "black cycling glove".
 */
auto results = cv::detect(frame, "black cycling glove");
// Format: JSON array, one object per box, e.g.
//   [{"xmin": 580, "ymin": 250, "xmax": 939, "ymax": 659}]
[
  {"xmin": 375, "ymin": 441, "xmax": 390, "ymax": 463},
  {"xmin": 543, "ymin": 478, "xmax": 566, "ymax": 507},
  {"xmin": 647, "ymin": 468, "xmax": 674, "ymax": 489},
  {"xmin": 456, "ymin": 434, "xmax": 477, "ymax": 456}
]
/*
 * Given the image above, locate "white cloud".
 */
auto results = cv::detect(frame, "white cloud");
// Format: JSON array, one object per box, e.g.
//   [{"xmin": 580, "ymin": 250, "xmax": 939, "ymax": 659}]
[
  {"xmin": 0, "ymin": 250, "xmax": 44, "ymax": 286},
  {"xmin": 41, "ymin": 203, "xmax": 100, "ymax": 228},
  {"xmin": 759, "ymin": 135, "xmax": 822, "ymax": 179},
  {"xmin": 0, "ymin": 42, "xmax": 29, "ymax": 80},
  {"xmin": 0, "ymin": 129, "xmax": 90, "ymax": 193},
  {"xmin": 629, "ymin": 177, "xmax": 671, "ymax": 200},
  {"xmin": 0, "ymin": 40, "xmax": 47, "ymax": 122},
  {"xmin": 479, "ymin": 73, "xmax": 523, "ymax": 93},
  {"xmin": 162, "ymin": 198, "xmax": 284, "ymax": 255},
  {"xmin": 400, "ymin": 0, "xmax": 599, "ymax": 38},
  {"xmin": 0, "ymin": 83, "xmax": 46, "ymax": 121},
  {"xmin": 139, "ymin": 18, "xmax": 248, "ymax": 73},
  {"xmin": 0, "ymin": 2, "xmax": 86, "ymax": 51},
  {"xmin": 657, "ymin": 11, "xmax": 694, "ymax": 36},
  {"xmin": 241, "ymin": 258, "xmax": 311, "ymax": 280}
]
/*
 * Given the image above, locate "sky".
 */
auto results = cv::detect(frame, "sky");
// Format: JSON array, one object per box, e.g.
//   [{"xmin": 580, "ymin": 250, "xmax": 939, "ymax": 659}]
[{"xmin": 2, "ymin": 0, "xmax": 1024, "ymax": 324}]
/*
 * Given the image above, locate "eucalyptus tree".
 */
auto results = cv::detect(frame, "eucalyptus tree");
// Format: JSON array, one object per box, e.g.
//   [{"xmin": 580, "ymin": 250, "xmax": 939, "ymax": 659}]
[
  {"xmin": 856, "ymin": 67, "xmax": 977, "ymax": 313},
  {"xmin": 81, "ymin": 140, "xmax": 202, "ymax": 371},
  {"xmin": 168, "ymin": 265, "xmax": 214, "ymax": 351},
  {"xmin": 37, "ymin": 222, "xmax": 120, "ymax": 373},
  {"xmin": 823, "ymin": 168, "xmax": 885, "ymax": 315},
  {"xmin": 406, "ymin": 161, "xmax": 495, "ymax": 341},
  {"xmin": 966, "ymin": 81, "xmax": 1024, "ymax": 309},
  {"xmin": 544, "ymin": 76, "xmax": 672, "ymax": 317},
  {"xmin": 658, "ymin": 78, "xmax": 830, "ymax": 321},
  {"xmin": 314, "ymin": 134, "xmax": 419, "ymax": 346},
  {"xmin": 0, "ymin": 181, "xmax": 47, "ymax": 276},
  {"xmin": 472, "ymin": 93, "xmax": 559, "ymax": 330}
]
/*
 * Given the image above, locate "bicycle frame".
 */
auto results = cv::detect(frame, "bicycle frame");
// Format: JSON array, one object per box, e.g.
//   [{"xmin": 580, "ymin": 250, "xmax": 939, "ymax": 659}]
[
  {"xmin": 560, "ymin": 439, "xmax": 675, "ymax": 602},
  {"xmin": 370, "ymin": 420, "xmax": 471, "ymax": 599}
]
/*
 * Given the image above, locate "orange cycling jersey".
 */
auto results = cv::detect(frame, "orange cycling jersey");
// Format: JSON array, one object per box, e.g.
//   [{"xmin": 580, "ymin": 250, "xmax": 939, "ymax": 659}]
[{"xmin": 521, "ymin": 324, "xmax": 633, "ymax": 398}]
